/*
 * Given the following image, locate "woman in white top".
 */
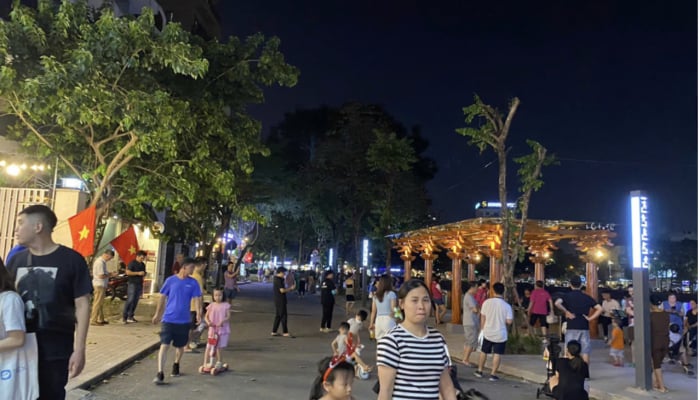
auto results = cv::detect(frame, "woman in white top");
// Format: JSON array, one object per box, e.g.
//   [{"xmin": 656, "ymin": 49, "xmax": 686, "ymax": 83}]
[
  {"xmin": 0, "ymin": 259, "xmax": 39, "ymax": 400},
  {"xmin": 370, "ymin": 275, "xmax": 397, "ymax": 340}
]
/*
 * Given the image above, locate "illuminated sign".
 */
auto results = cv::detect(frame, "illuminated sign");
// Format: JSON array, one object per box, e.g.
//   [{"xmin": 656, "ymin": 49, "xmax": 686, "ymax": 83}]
[
  {"xmin": 475, "ymin": 201, "xmax": 517, "ymax": 210},
  {"xmin": 362, "ymin": 239, "xmax": 369, "ymax": 267},
  {"xmin": 329, "ymin": 248, "xmax": 334, "ymax": 268},
  {"xmin": 630, "ymin": 191, "xmax": 650, "ymax": 269}
]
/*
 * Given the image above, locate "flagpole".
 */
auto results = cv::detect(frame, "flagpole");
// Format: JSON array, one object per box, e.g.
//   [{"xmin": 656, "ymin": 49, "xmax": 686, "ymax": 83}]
[{"xmin": 50, "ymin": 157, "xmax": 58, "ymax": 209}]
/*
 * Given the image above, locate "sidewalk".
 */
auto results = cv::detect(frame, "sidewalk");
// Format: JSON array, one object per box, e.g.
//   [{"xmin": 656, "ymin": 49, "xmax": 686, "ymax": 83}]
[{"xmin": 440, "ymin": 322, "xmax": 698, "ymax": 400}]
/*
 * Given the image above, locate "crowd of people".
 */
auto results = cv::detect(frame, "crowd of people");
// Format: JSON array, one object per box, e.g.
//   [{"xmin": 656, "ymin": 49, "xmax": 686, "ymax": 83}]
[{"xmin": 1, "ymin": 206, "xmax": 696, "ymax": 400}]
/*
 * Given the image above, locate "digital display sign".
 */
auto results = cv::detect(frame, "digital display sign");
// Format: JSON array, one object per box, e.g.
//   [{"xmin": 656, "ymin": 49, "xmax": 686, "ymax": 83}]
[{"xmin": 630, "ymin": 191, "xmax": 650, "ymax": 269}]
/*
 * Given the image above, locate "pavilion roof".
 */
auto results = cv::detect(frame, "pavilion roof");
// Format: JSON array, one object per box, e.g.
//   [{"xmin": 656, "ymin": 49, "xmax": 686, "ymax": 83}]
[{"xmin": 390, "ymin": 218, "xmax": 616, "ymax": 255}]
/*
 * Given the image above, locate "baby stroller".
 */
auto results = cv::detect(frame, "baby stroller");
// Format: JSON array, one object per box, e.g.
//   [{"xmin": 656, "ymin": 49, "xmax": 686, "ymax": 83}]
[
  {"xmin": 536, "ymin": 335, "xmax": 562, "ymax": 399},
  {"xmin": 668, "ymin": 323, "xmax": 694, "ymax": 375}
]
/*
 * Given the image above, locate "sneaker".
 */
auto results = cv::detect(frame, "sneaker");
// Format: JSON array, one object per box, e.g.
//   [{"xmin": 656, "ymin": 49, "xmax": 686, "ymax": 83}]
[
  {"xmin": 489, "ymin": 375, "xmax": 500, "ymax": 381},
  {"xmin": 127, "ymin": 318, "xmax": 138, "ymax": 323},
  {"xmin": 121, "ymin": 320, "xmax": 128, "ymax": 325},
  {"xmin": 473, "ymin": 370, "xmax": 483, "ymax": 378},
  {"xmin": 319, "ymin": 328, "xmax": 325, "ymax": 332},
  {"xmin": 171, "ymin": 363, "xmax": 180, "ymax": 377},
  {"xmin": 153, "ymin": 372, "xmax": 165, "ymax": 385}
]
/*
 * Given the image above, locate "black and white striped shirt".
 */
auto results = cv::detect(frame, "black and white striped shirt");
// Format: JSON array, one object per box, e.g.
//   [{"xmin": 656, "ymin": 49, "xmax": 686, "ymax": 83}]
[{"xmin": 377, "ymin": 324, "xmax": 449, "ymax": 399}]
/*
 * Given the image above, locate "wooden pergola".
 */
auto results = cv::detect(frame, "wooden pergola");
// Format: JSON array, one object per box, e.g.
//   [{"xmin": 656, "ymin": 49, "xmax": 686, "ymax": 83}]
[{"xmin": 391, "ymin": 218, "xmax": 616, "ymax": 325}]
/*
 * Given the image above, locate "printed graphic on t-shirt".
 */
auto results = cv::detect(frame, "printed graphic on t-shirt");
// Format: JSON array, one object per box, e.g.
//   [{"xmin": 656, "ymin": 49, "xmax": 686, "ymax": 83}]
[{"xmin": 15, "ymin": 266, "xmax": 57, "ymax": 332}]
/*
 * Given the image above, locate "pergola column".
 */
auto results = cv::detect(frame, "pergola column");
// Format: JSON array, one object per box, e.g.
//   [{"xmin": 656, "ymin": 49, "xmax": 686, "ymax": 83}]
[
  {"xmin": 466, "ymin": 252, "xmax": 480, "ymax": 282},
  {"xmin": 447, "ymin": 251, "xmax": 463, "ymax": 324},
  {"xmin": 400, "ymin": 254, "xmax": 415, "ymax": 283},
  {"xmin": 421, "ymin": 253, "xmax": 438, "ymax": 289},
  {"xmin": 487, "ymin": 250, "xmax": 501, "ymax": 297}
]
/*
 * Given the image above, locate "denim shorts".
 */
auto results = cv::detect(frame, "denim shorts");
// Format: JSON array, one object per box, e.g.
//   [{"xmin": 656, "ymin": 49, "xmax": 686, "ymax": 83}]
[
  {"xmin": 160, "ymin": 322, "xmax": 190, "ymax": 348},
  {"xmin": 565, "ymin": 329, "xmax": 591, "ymax": 355}
]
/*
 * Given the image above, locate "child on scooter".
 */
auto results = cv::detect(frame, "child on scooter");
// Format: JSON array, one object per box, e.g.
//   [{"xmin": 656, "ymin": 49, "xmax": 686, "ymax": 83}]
[{"xmin": 203, "ymin": 288, "xmax": 230, "ymax": 370}]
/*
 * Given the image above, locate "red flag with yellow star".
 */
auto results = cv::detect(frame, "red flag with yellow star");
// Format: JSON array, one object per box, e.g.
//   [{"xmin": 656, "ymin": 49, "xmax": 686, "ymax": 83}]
[
  {"xmin": 68, "ymin": 205, "xmax": 96, "ymax": 257},
  {"xmin": 110, "ymin": 225, "xmax": 140, "ymax": 265}
]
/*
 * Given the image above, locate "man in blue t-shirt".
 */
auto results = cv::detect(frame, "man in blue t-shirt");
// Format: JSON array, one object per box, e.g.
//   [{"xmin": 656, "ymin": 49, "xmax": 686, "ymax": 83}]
[
  {"xmin": 151, "ymin": 257, "xmax": 202, "ymax": 384},
  {"xmin": 555, "ymin": 276, "xmax": 602, "ymax": 364}
]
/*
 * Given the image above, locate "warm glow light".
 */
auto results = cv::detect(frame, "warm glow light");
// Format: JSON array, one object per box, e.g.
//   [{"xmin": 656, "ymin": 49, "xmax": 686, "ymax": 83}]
[
  {"xmin": 6, "ymin": 165, "xmax": 20, "ymax": 176},
  {"xmin": 596, "ymin": 250, "xmax": 604, "ymax": 259}
]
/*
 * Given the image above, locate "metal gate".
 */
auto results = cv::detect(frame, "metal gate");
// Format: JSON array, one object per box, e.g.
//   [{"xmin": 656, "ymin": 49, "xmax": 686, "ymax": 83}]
[{"xmin": 0, "ymin": 187, "xmax": 49, "ymax": 260}]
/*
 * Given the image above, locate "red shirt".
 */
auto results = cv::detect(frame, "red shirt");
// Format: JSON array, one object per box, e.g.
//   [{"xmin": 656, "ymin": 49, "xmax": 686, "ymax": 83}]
[
  {"xmin": 431, "ymin": 282, "xmax": 443, "ymax": 300},
  {"xmin": 475, "ymin": 287, "xmax": 488, "ymax": 307},
  {"xmin": 529, "ymin": 287, "xmax": 551, "ymax": 315}
]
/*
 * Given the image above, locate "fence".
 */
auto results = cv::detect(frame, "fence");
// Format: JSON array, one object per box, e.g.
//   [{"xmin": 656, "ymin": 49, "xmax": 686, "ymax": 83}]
[{"xmin": 0, "ymin": 187, "xmax": 50, "ymax": 260}]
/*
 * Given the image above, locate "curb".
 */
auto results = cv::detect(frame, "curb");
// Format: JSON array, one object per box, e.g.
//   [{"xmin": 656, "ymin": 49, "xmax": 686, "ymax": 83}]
[{"xmin": 66, "ymin": 340, "xmax": 161, "ymax": 399}]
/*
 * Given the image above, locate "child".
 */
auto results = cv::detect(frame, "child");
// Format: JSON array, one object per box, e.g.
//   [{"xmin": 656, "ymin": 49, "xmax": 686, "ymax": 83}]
[
  {"xmin": 309, "ymin": 356, "xmax": 356, "ymax": 400},
  {"xmin": 608, "ymin": 318, "xmax": 625, "ymax": 366},
  {"xmin": 346, "ymin": 310, "xmax": 368, "ymax": 347},
  {"xmin": 203, "ymin": 288, "xmax": 231, "ymax": 369},
  {"xmin": 331, "ymin": 322, "xmax": 372, "ymax": 374}
]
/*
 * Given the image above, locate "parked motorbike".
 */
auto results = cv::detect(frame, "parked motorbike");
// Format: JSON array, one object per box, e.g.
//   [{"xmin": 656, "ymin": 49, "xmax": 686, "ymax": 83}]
[{"xmin": 105, "ymin": 274, "xmax": 128, "ymax": 301}]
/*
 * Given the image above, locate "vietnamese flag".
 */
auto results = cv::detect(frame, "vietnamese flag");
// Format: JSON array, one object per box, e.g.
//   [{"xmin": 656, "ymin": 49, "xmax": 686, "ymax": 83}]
[
  {"xmin": 111, "ymin": 225, "xmax": 140, "ymax": 265},
  {"xmin": 68, "ymin": 205, "xmax": 96, "ymax": 257}
]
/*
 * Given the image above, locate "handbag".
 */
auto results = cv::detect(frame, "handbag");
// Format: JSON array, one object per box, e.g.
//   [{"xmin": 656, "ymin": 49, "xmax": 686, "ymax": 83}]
[{"xmin": 0, "ymin": 291, "xmax": 40, "ymax": 400}]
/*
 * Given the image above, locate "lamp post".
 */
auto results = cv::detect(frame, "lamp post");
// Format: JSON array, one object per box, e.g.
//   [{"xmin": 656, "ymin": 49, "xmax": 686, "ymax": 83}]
[{"xmin": 630, "ymin": 190, "xmax": 652, "ymax": 390}]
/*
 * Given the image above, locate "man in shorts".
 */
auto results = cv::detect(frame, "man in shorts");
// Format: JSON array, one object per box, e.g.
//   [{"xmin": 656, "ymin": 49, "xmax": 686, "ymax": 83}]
[
  {"xmin": 527, "ymin": 280, "xmax": 553, "ymax": 341},
  {"xmin": 152, "ymin": 257, "xmax": 202, "ymax": 384},
  {"xmin": 462, "ymin": 282, "xmax": 480, "ymax": 367},
  {"xmin": 555, "ymin": 276, "xmax": 602, "ymax": 364},
  {"xmin": 475, "ymin": 282, "xmax": 513, "ymax": 381}
]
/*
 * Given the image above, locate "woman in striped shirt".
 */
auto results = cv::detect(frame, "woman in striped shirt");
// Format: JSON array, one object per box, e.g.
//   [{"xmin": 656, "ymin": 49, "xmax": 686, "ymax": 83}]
[{"xmin": 376, "ymin": 279, "xmax": 457, "ymax": 400}]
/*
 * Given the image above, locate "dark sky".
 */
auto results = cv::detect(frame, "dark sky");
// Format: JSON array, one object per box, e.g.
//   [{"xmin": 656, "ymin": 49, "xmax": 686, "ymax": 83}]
[{"xmin": 216, "ymin": 1, "xmax": 698, "ymax": 238}]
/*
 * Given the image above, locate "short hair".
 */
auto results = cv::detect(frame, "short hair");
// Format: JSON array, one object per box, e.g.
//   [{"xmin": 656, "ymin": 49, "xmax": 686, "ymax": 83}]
[
  {"xmin": 182, "ymin": 257, "xmax": 197, "ymax": 267},
  {"xmin": 338, "ymin": 321, "xmax": 350, "ymax": 331},
  {"xmin": 570, "ymin": 276, "xmax": 582, "ymax": 288},
  {"xmin": 19, "ymin": 204, "xmax": 57, "ymax": 231},
  {"xmin": 492, "ymin": 282, "xmax": 505, "ymax": 295},
  {"xmin": 0, "ymin": 258, "xmax": 15, "ymax": 292},
  {"xmin": 478, "ymin": 279, "xmax": 486, "ymax": 285},
  {"xmin": 104, "ymin": 249, "xmax": 115, "ymax": 256},
  {"xmin": 136, "ymin": 250, "xmax": 147, "ymax": 257},
  {"xmin": 535, "ymin": 280, "xmax": 544, "ymax": 288},
  {"xmin": 356, "ymin": 309, "xmax": 368, "ymax": 321}
]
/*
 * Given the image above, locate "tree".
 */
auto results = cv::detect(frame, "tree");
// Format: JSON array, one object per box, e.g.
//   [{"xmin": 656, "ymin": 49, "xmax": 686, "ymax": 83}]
[
  {"xmin": 0, "ymin": 1, "xmax": 298, "ymax": 256},
  {"xmin": 457, "ymin": 95, "xmax": 556, "ymax": 303}
]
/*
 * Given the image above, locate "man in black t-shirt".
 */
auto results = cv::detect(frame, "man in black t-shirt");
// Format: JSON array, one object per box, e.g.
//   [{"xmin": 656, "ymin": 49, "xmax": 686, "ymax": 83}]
[
  {"xmin": 123, "ymin": 250, "xmax": 147, "ymax": 323},
  {"xmin": 555, "ymin": 276, "xmax": 602, "ymax": 364},
  {"xmin": 271, "ymin": 266, "xmax": 295, "ymax": 337},
  {"xmin": 7, "ymin": 205, "xmax": 92, "ymax": 400}
]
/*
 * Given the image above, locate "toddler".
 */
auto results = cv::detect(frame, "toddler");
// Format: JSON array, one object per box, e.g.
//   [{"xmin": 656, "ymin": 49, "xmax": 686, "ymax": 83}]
[
  {"xmin": 331, "ymin": 322, "xmax": 371, "ymax": 374},
  {"xmin": 309, "ymin": 356, "xmax": 356, "ymax": 400},
  {"xmin": 608, "ymin": 318, "xmax": 624, "ymax": 366}
]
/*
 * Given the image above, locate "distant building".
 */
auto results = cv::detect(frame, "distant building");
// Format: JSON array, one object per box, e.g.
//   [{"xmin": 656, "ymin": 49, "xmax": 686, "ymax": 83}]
[{"xmin": 474, "ymin": 200, "xmax": 516, "ymax": 218}]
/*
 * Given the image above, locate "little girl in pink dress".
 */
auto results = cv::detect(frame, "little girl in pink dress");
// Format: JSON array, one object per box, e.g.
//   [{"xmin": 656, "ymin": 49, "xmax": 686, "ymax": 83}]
[{"xmin": 204, "ymin": 289, "xmax": 231, "ymax": 368}]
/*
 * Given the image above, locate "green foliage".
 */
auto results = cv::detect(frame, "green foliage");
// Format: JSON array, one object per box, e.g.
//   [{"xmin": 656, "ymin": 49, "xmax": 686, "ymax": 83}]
[
  {"xmin": 506, "ymin": 333, "xmax": 543, "ymax": 354},
  {"xmin": 0, "ymin": 0, "xmax": 298, "ymax": 254}
]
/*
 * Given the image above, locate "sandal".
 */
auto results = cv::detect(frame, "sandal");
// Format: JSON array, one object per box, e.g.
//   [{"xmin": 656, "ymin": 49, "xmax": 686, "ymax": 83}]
[{"xmin": 653, "ymin": 387, "xmax": 669, "ymax": 393}]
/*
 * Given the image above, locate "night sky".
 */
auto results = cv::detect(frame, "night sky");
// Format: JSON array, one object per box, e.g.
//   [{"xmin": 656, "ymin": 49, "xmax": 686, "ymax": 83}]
[{"xmin": 216, "ymin": 1, "xmax": 698, "ymax": 239}]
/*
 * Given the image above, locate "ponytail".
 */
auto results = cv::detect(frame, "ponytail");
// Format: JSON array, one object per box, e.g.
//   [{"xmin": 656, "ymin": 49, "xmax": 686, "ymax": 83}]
[{"xmin": 566, "ymin": 340, "xmax": 584, "ymax": 373}]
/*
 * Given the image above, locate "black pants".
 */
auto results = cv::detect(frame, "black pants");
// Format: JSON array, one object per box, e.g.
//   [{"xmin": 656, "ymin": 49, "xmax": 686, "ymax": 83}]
[
  {"xmin": 599, "ymin": 315, "xmax": 612, "ymax": 337},
  {"xmin": 272, "ymin": 302, "xmax": 288, "ymax": 334},
  {"xmin": 321, "ymin": 302, "xmax": 334, "ymax": 329},
  {"xmin": 38, "ymin": 358, "xmax": 69, "ymax": 400}
]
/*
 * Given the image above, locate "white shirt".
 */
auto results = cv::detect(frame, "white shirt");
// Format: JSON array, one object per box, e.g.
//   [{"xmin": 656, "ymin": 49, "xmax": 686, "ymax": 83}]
[
  {"xmin": 347, "ymin": 317, "xmax": 363, "ymax": 337},
  {"xmin": 92, "ymin": 257, "xmax": 109, "ymax": 287},
  {"xmin": 480, "ymin": 296, "xmax": 513, "ymax": 343}
]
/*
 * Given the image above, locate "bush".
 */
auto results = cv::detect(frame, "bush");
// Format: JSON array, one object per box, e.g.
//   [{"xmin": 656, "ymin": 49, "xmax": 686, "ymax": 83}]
[{"xmin": 506, "ymin": 334, "xmax": 543, "ymax": 355}]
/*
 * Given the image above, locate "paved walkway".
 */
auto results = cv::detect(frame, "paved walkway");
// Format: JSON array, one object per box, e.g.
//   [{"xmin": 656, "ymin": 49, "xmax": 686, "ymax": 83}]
[{"xmin": 66, "ymin": 284, "xmax": 698, "ymax": 400}]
